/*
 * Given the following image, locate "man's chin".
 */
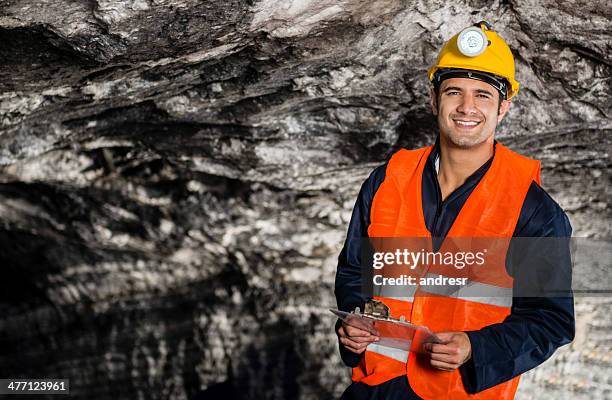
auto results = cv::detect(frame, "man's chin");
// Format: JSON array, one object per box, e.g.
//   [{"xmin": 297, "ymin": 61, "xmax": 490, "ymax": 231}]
[{"xmin": 446, "ymin": 132, "xmax": 492, "ymax": 148}]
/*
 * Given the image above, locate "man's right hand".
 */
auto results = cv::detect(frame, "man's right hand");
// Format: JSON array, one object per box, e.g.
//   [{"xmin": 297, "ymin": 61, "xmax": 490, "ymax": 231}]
[{"xmin": 337, "ymin": 322, "xmax": 380, "ymax": 354}]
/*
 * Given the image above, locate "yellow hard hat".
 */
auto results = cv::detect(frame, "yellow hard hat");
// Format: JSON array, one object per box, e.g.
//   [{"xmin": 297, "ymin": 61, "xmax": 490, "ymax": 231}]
[{"xmin": 428, "ymin": 22, "xmax": 519, "ymax": 100}]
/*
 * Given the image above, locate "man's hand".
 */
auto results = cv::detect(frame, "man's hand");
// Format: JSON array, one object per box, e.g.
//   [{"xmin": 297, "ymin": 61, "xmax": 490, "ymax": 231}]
[
  {"xmin": 337, "ymin": 322, "xmax": 380, "ymax": 354},
  {"xmin": 424, "ymin": 332, "xmax": 472, "ymax": 371}
]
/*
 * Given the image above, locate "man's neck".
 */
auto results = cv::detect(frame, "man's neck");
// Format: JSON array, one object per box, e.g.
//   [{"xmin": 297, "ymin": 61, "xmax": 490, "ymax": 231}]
[{"xmin": 437, "ymin": 135, "xmax": 495, "ymax": 201}]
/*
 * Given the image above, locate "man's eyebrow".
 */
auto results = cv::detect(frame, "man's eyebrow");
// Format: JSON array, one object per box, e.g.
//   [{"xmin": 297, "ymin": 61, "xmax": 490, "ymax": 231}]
[
  {"xmin": 442, "ymin": 86, "xmax": 495, "ymax": 96},
  {"xmin": 442, "ymin": 86, "xmax": 463, "ymax": 92},
  {"xmin": 475, "ymin": 88, "xmax": 494, "ymax": 96}
]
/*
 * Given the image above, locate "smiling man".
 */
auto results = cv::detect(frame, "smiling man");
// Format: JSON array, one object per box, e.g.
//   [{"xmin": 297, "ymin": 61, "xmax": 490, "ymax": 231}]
[
  {"xmin": 335, "ymin": 22, "xmax": 574, "ymax": 399},
  {"xmin": 435, "ymin": 78, "xmax": 508, "ymax": 147}
]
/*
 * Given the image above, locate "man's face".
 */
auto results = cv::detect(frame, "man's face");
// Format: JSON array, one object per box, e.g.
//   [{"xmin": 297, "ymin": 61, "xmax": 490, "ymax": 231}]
[{"xmin": 431, "ymin": 77, "xmax": 511, "ymax": 148}]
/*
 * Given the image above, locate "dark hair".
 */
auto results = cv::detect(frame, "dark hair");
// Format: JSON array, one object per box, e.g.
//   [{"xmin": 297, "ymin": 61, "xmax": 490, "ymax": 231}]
[{"xmin": 432, "ymin": 68, "xmax": 509, "ymax": 101}]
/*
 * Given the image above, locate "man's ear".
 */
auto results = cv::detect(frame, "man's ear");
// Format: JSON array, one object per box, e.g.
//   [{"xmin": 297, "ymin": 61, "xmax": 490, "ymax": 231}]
[
  {"xmin": 497, "ymin": 99, "xmax": 511, "ymax": 123},
  {"xmin": 430, "ymin": 87, "xmax": 438, "ymax": 116}
]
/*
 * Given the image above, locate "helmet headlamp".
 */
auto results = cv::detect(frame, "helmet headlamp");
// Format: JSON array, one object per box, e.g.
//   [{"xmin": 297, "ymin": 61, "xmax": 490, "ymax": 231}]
[{"xmin": 456, "ymin": 26, "xmax": 489, "ymax": 57}]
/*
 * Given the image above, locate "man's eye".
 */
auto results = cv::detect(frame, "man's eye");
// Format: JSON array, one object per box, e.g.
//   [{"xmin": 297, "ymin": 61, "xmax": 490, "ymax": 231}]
[{"xmin": 447, "ymin": 91, "xmax": 460, "ymax": 95}]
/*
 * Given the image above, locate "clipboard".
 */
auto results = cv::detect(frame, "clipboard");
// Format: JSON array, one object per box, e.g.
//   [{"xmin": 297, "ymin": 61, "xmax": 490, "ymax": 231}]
[{"xmin": 330, "ymin": 308, "xmax": 440, "ymax": 354}]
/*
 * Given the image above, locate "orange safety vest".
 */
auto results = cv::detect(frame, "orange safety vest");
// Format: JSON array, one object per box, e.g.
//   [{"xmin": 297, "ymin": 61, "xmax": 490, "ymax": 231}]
[{"xmin": 352, "ymin": 143, "xmax": 540, "ymax": 399}]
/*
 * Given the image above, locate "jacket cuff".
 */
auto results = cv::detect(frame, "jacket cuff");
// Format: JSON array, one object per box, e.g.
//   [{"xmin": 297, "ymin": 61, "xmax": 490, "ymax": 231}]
[{"xmin": 459, "ymin": 330, "xmax": 483, "ymax": 393}]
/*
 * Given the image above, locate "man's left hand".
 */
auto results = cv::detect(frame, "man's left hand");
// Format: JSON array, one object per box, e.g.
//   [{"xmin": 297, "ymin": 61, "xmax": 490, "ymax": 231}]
[{"xmin": 424, "ymin": 332, "xmax": 472, "ymax": 371}]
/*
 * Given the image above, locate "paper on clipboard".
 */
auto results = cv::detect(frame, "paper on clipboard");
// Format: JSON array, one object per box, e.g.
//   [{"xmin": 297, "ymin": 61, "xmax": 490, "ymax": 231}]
[{"xmin": 330, "ymin": 309, "xmax": 440, "ymax": 354}]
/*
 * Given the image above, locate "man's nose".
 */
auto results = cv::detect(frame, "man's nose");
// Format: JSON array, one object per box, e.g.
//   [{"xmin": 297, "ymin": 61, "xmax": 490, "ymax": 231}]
[{"xmin": 456, "ymin": 94, "xmax": 478, "ymax": 114}]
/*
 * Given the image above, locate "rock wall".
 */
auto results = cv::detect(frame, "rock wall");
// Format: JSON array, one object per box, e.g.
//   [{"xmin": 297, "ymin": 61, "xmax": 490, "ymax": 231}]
[{"xmin": 0, "ymin": 0, "xmax": 610, "ymax": 399}]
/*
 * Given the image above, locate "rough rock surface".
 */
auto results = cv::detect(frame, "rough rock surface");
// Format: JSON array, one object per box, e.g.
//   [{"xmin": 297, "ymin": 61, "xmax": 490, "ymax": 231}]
[{"xmin": 0, "ymin": 0, "xmax": 610, "ymax": 399}]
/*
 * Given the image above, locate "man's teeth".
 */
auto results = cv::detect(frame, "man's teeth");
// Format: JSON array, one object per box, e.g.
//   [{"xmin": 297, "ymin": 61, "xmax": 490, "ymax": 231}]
[{"xmin": 454, "ymin": 120, "xmax": 479, "ymax": 127}]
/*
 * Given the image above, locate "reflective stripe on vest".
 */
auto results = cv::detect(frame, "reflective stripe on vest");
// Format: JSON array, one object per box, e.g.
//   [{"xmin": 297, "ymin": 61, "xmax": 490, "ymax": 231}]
[
  {"xmin": 384, "ymin": 295, "xmax": 415, "ymax": 302},
  {"xmin": 419, "ymin": 272, "xmax": 513, "ymax": 308},
  {"xmin": 352, "ymin": 143, "xmax": 541, "ymax": 400},
  {"xmin": 367, "ymin": 342, "xmax": 410, "ymax": 363},
  {"xmin": 374, "ymin": 283, "xmax": 418, "ymax": 302}
]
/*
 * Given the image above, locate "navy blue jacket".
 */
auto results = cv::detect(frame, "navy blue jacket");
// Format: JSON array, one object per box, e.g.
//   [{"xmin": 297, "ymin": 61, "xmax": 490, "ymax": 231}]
[{"xmin": 335, "ymin": 141, "xmax": 575, "ymax": 398}]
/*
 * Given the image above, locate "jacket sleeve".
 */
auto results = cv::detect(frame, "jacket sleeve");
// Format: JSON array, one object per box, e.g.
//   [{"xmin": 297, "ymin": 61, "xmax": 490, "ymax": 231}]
[
  {"xmin": 334, "ymin": 164, "xmax": 387, "ymax": 368},
  {"xmin": 459, "ymin": 182, "xmax": 575, "ymax": 393}
]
